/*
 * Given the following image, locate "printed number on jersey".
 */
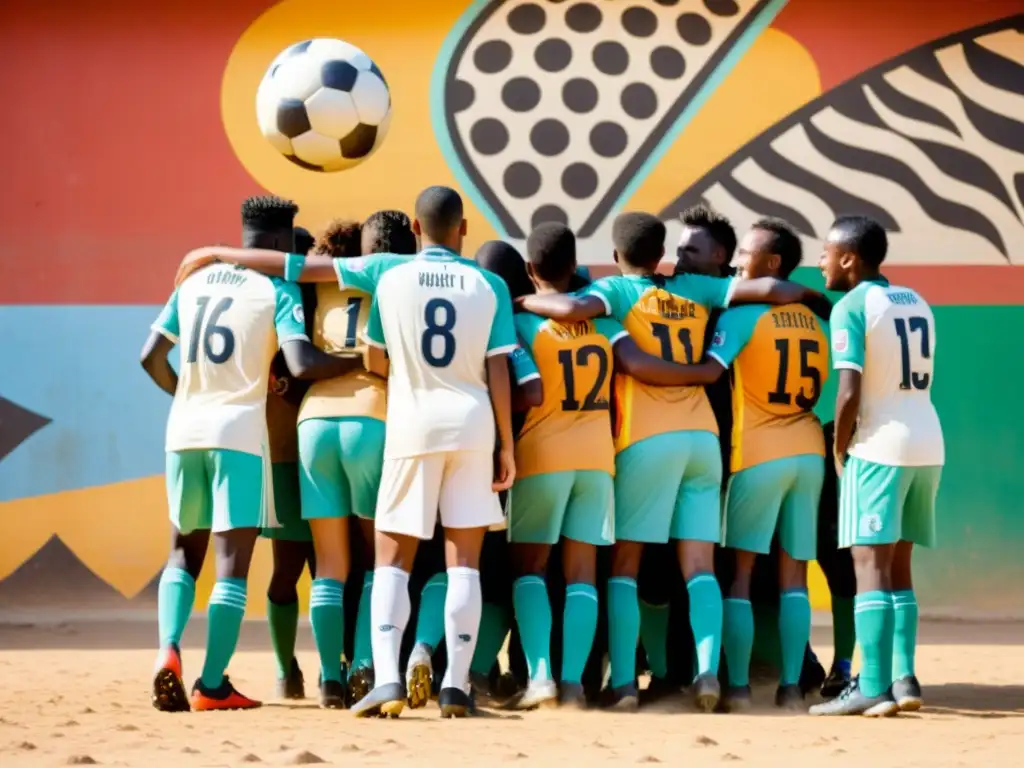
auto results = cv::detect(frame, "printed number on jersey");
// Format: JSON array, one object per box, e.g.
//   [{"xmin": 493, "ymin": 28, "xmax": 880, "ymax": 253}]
[
  {"xmin": 344, "ymin": 296, "xmax": 363, "ymax": 348},
  {"xmin": 894, "ymin": 317, "xmax": 931, "ymax": 391},
  {"xmin": 422, "ymin": 298, "xmax": 457, "ymax": 367},
  {"xmin": 651, "ymin": 322, "xmax": 694, "ymax": 363},
  {"xmin": 558, "ymin": 345, "xmax": 609, "ymax": 412},
  {"xmin": 768, "ymin": 339, "xmax": 821, "ymax": 409},
  {"xmin": 186, "ymin": 296, "xmax": 235, "ymax": 364}
]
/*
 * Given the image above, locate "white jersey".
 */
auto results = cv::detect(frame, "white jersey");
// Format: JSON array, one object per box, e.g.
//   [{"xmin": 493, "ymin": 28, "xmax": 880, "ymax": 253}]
[
  {"xmin": 152, "ymin": 264, "xmax": 309, "ymax": 455},
  {"xmin": 358, "ymin": 247, "xmax": 518, "ymax": 459},
  {"xmin": 830, "ymin": 278, "xmax": 944, "ymax": 467}
]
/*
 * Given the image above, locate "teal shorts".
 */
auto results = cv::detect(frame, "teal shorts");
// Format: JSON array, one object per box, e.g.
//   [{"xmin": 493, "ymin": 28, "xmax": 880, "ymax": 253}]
[
  {"xmin": 261, "ymin": 462, "xmax": 312, "ymax": 542},
  {"xmin": 839, "ymin": 456, "xmax": 941, "ymax": 548},
  {"xmin": 509, "ymin": 470, "xmax": 614, "ymax": 546},
  {"xmin": 614, "ymin": 430, "xmax": 722, "ymax": 544},
  {"xmin": 724, "ymin": 454, "xmax": 824, "ymax": 561},
  {"xmin": 166, "ymin": 448, "xmax": 266, "ymax": 534},
  {"xmin": 298, "ymin": 416, "xmax": 385, "ymax": 521}
]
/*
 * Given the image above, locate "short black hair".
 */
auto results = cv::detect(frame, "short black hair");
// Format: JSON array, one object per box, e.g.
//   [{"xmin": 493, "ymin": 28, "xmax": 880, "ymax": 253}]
[
  {"xmin": 751, "ymin": 217, "xmax": 802, "ymax": 278},
  {"xmin": 830, "ymin": 215, "xmax": 888, "ymax": 268},
  {"xmin": 612, "ymin": 212, "xmax": 666, "ymax": 268},
  {"xmin": 414, "ymin": 186, "xmax": 464, "ymax": 240},
  {"xmin": 314, "ymin": 219, "xmax": 362, "ymax": 258},
  {"xmin": 363, "ymin": 209, "xmax": 416, "ymax": 254},
  {"xmin": 241, "ymin": 195, "xmax": 298, "ymax": 233},
  {"xmin": 526, "ymin": 223, "xmax": 576, "ymax": 282},
  {"xmin": 476, "ymin": 241, "xmax": 533, "ymax": 300},
  {"xmin": 680, "ymin": 204, "xmax": 737, "ymax": 260},
  {"xmin": 294, "ymin": 226, "xmax": 315, "ymax": 255}
]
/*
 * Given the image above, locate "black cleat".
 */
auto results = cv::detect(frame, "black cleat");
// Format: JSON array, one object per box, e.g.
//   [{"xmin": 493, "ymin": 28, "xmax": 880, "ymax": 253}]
[
  {"xmin": 821, "ymin": 664, "xmax": 852, "ymax": 700},
  {"xmin": 276, "ymin": 657, "xmax": 305, "ymax": 700},
  {"xmin": 319, "ymin": 678, "xmax": 346, "ymax": 709},
  {"xmin": 892, "ymin": 675, "xmax": 923, "ymax": 712},
  {"xmin": 809, "ymin": 677, "xmax": 898, "ymax": 717},
  {"xmin": 639, "ymin": 675, "xmax": 678, "ymax": 706},
  {"xmin": 691, "ymin": 672, "xmax": 721, "ymax": 713},
  {"xmin": 558, "ymin": 682, "xmax": 588, "ymax": 710},
  {"xmin": 608, "ymin": 682, "xmax": 639, "ymax": 711},
  {"xmin": 722, "ymin": 685, "xmax": 752, "ymax": 713},
  {"xmin": 151, "ymin": 644, "xmax": 190, "ymax": 713},
  {"xmin": 775, "ymin": 683, "xmax": 806, "ymax": 711},
  {"xmin": 799, "ymin": 649, "xmax": 827, "ymax": 696},
  {"xmin": 347, "ymin": 665, "xmax": 374, "ymax": 708},
  {"xmin": 438, "ymin": 687, "xmax": 473, "ymax": 718},
  {"xmin": 351, "ymin": 682, "xmax": 406, "ymax": 719}
]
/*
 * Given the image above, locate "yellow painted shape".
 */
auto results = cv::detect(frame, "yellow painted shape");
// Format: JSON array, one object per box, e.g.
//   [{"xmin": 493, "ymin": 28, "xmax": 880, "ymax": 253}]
[
  {"xmin": 808, "ymin": 560, "xmax": 831, "ymax": 612},
  {"xmin": 220, "ymin": 0, "xmax": 498, "ymax": 252},
  {"xmin": 626, "ymin": 29, "xmax": 822, "ymax": 215}
]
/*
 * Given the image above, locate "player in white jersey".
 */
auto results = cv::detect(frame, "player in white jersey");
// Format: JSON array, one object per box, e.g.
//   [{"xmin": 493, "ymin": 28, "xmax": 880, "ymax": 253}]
[
  {"xmin": 810, "ymin": 215, "xmax": 944, "ymax": 718},
  {"xmin": 141, "ymin": 197, "xmax": 363, "ymax": 713}
]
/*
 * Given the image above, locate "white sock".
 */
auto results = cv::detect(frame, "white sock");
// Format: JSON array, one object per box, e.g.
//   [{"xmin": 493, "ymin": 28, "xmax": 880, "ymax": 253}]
[
  {"xmin": 370, "ymin": 565, "xmax": 411, "ymax": 688},
  {"xmin": 441, "ymin": 566, "xmax": 482, "ymax": 693}
]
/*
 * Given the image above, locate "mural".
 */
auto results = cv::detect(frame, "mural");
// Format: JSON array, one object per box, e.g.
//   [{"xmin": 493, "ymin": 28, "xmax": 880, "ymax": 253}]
[{"xmin": 1, "ymin": 0, "xmax": 1022, "ymax": 617}]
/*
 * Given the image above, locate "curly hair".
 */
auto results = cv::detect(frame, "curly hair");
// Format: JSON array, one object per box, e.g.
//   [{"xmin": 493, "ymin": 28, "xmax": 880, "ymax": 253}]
[{"xmin": 313, "ymin": 219, "xmax": 362, "ymax": 258}]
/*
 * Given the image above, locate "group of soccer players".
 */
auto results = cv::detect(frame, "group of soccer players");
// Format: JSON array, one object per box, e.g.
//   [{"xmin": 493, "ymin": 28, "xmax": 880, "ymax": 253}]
[{"xmin": 140, "ymin": 182, "xmax": 943, "ymax": 720}]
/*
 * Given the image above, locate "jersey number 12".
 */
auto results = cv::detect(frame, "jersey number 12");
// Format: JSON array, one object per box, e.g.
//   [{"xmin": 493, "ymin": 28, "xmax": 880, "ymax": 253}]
[{"xmin": 186, "ymin": 296, "xmax": 235, "ymax": 364}]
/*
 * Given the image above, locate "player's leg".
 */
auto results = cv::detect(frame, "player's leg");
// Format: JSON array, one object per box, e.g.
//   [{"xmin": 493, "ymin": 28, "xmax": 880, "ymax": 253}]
[
  {"xmin": 559, "ymin": 470, "xmax": 614, "ymax": 708},
  {"xmin": 636, "ymin": 543, "xmax": 678, "ymax": 704},
  {"xmin": 406, "ymin": 525, "xmax": 447, "ymax": 708},
  {"xmin": 890, "ymin": 465, "xmax": 941, "ymax": 711},
  {"xmin": 670, "ymin": 431, "xmax": 725, "ymax": 712},
  {"xmin": 471, "ymin": 530, "xmax": 514, "ymax": 701}
]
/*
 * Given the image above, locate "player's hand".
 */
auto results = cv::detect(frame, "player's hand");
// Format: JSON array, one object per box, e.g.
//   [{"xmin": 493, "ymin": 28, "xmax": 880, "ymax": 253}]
[
  {"xmin": 175, "ymin": 248, "xmax": 219, "ymax": 287},
  {"xmin": 493, "ymin": 447, "xmax": 515, "ymax": 492},
  {"xmin": 833, "ymin": 449, "xmax": 845, "ymax": 478}
]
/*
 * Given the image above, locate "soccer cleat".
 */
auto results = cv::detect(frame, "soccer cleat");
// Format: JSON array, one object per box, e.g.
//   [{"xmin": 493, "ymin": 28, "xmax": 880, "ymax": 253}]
[
  {"xmin": 319, "ymin": 678, "xmax": 347, "ymax": 709},
  {"xmin": 504, "ymin": 678, "xmax": 558, "ymax": 711},
  {"xmin": 808, "ymin": 677, "xmax": 899, "ymax": 717},
  {"xmin": 405, "ymin": 642, "xmax": 434, "ymax": 710},
  {"xmin": 799, "ymin": 648, "xmax": 827, "ymax": 696},
  {"xmin": 351, "ymin": 682, "xmax": 406, "ymax": 719},
  {"xmin": 608, "ymin": 682, "xmax": 640, "ymax": 712},
  {"xmin": 439, "ymin": 687, "xmax": 473, "ymax": 718},
  {"xmin": 775, "ymin": 684, "xmax": 806, "ymax": 712},
  {"xmin": 821, "ymin": 664, "xmax": 852, "ymax": 700},
  {"xmin": 691, "ymin": 673, "xmax": 721, "ymax": 713},
  {"xmin": 892, "ymin": 675, "xmax": 923, "ymax": 712},
  {"xmin": 190, "ymin": 677, "xmax": 261, "ymax": 711},
  {"xmin": 721, "ymin": 685, "xmax": 752, "ymax": 713},
  {"xmin": 151, "ymin": 644, "xmax": 190, "ymax": 713},
  {"xmin": 347, "ymin": 665, "xmax": 374, "ymax": 708},
  {"xmin": 276, "ymin": 657, "xmax": 305, "ymax": 700},
  {"xmin": 558, "ymin": 682, "xmax": 588, "ymax": 710},
  {"xmin": 639, "ymin": 675, "xmax": 678, "ymax": 706}
]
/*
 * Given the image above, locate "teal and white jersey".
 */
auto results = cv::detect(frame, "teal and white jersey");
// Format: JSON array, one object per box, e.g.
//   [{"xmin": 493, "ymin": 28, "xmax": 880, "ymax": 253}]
[
  {"xmin": 152, "ymin": 264, "xmax": 308, "ymax": 456},
  {"xmin": 831, "ymin": 277, "xmax": 943, "ymax": 467},
  {"xmin": 362, "ymin": 246, "xmax": 518, "ymax": 459}
]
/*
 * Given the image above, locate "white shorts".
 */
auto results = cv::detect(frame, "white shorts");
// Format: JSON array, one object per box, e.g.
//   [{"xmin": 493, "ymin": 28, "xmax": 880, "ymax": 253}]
[{"xmin": 375, "ymin": 450, "xmax": 505, "ymax": 540}]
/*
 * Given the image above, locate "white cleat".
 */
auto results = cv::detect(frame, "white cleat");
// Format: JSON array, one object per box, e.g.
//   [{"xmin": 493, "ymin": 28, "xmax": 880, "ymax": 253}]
[{"xmin": 406, "ymin": 642, "xmax": 434, "ymax": 710}]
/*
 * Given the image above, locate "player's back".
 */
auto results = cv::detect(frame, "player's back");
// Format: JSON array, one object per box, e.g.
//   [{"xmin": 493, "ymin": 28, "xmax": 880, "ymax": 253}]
[
  {"xmin": 514, "ymin": 311, "xmax": 622, "ymax": 479},
  {"xmin": 370, "ymin": 249, "xmax": 516, "ymax": 458},
  {"xmin": 838, "ymin": 280, "xmax": 943, "ymax": 466}
]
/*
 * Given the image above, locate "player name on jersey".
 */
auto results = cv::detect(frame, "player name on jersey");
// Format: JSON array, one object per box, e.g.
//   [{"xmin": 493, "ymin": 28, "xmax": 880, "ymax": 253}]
[
  {"xmin": 770, "ymin": 310, "xmax": 820, "ymax": 331},
  {"xmin": 639, "ymin": 294, "xmax": 700, "ymax": 320}
]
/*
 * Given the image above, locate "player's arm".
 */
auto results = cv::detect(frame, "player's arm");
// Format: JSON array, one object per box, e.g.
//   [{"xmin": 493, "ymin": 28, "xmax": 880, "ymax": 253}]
[
  {"xmin": 175, "ymin": 247, "xmax": 338, "ymax": 286},
  {"xmin": 140, "ymin": 290, "xmax": 181, "ymax": 396},
  {"xmin": 273, "ymin": 280, "xmax": 363, "ymax": 380},
  {"xmin": 484, "ymin": 274, "xmax": 520, "ymax": 490},
  {"xmin": 729, "ymin": 277, "xmax": 832, "ymax": 319},
  {"xmin": 361, "ymin": 293, "xmax": 390, "ymax": 378},
  {"xmin": 509, "ymin": 346, "xmax": 542, "ymax": 411},
  {"xmin": 830, "ymin": 298, "xmax": 866, "ymax": 474},
  {"xmin": 611, "ymin": 336, "xmax": 724, "ymax": 386},
  {"xmin": 516, "ymin": 293, "xmax": 605, "ymax": 322}
]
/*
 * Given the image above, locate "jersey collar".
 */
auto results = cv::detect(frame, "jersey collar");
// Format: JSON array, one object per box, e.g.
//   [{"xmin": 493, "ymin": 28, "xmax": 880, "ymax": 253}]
[
  {"xmin": 417, "ymin": 245, "xmax": 463, "ymax": 262},
  {"xmin": 863, "ymin": 275, "xmax": 890, "ymax": 288}
]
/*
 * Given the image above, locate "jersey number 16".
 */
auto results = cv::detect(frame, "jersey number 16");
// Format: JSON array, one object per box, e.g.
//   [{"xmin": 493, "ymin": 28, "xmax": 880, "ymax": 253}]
[{"xmin": 186, "ymin": 296, "xmax": 235, "ymax": 364}]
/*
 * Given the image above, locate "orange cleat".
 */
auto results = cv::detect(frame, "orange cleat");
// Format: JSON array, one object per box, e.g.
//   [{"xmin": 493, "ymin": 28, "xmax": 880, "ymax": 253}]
[
  {"xmin": 152, "ymin": 644, "xmax": 190, "ymax": 712},
  {"xmin": 190, "ymin": 676, "xmax": 262, "ymax": 711}
]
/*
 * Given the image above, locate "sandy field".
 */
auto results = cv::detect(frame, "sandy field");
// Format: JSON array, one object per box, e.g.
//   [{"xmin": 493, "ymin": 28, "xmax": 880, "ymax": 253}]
[{"xmin": 0, "ymin": 619, "xmax": 1021, "ymax": 767}]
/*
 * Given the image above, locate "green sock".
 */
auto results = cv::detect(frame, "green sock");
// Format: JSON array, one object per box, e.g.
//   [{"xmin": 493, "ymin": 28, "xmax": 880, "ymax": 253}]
[
  {"xmin": 638, "ymin": 600, "xmax": 670, "ymax": 679},
  {"xmin": 722, "ymin": 598, "xmax": 753, "ymax": 687},
  {"xmin": 513, "ymin": 576, "xmax": 552, "ymax": 681},
  {"xmin": 470, "ymin": 601, "xmax": 510, "ymax": 677},
  {"xmin": 751, "ymin": 602, "xmax": 781, "ymax": 668},
  {"xmin": 413, "ymin": 573, "xmax": 447, "ymax": 651},
  {"xmin": 351, "ymin": 572, "xmax": 374, "ymax": 672},
  {"xmin": 891, "ymin": 590, "xmax": 918, "ymax": 680},
  {"xmin": 779, "ymin": 589, "xmax": 811, "ymax": 686},
  {"xmin": 562, "ymin": 583, "xmax": 598, "ymax": 684},
  {"xmin": 831, "ymin": 595, "xmax": 856, "ymax": 667},
  {"xmin": 267, "ymin": 598, "xmax": 299, "ymax": 679},
  {"xmin": 309, "ymin": 578, "xmax": 344, "ymax": 684},
  {"xmin": 200, "ymin": 578, "xmax": 247, "ymax": 689},
  {"xmin": 687, "ymin": 574, "xmax": 723, "ymax": 677},
  {"xmin": 157, "ymin": 567, "xmax": 195, "ymax": 648},
  {"xmin": 607, "ymin": 577, "xmax": 640, "ymax": 689},
  {"xmin": 854, "ymin": 591, "xmax": 894, "ymax": 697}
]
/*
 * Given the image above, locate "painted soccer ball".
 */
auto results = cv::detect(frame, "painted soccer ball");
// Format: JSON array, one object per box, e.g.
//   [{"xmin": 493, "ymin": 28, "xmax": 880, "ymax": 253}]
[{"xmin": 256, "ymin": 38, "xmax": 392, "ymax": 172}]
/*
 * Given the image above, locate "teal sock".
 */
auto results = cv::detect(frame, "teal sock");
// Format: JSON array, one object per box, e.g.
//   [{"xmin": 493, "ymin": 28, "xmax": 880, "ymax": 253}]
[
  {"xmin": 638, "ymin": 600, "xmax": 670, "ymax": 679},
  {"xmin": 892, "ymin": 590, "xmax": 918, "ymax": 680},
  {"xmin": 687, "ymin": 574, "xmax": 723, "ymax": 677},
  {"xmin": 779, "ymin": 589, "xmax": 811, "ymax": 686},
  {"xmin": 513, "ymin": 575, "xmax": 553, "ymax": 681},
  {"xmin": 267, "ymin": 598, "xmax": 299, "ymax": 679},
  {"xmin": 722, "ymin": 598, "xmax": 753, "ymax": 687},
  {"xmin": 470, "ymin": 601, "xmax": 510, "ymax": 677},
  {"xmin": 854, "ymin": 591, "xmax": 894, "ymax": 697},
  {"xmin": 157, "ymin": 567, "xmax": 195, "ymax": 648},
  {"xmin": 309, "ymin": 578, "xmax": 345, "ymax": 684},
  {"xmin": 832, "ymin": 595, "xmax": 856, "ymax": 668},
  {"xmin": 562, "ymin": 583, "xmax": 599, "ymax": 685},
  {"xmin": 200, "ymin": 578, "xmax": 247, "ymax": 689},
  {"xmin": 414, "ymin": 573, "xmax": 447, "ymax": 651},
  {"xmin": 751, "ymin": 602, "xmax": 781, "ymax": 668},
  {"xmin": 607, "ymin": 577, "xmax": 640, "ymax": 689},
  {"xmin": 351, "ymin": 572, "xmax": 374, "ymax": 672}
]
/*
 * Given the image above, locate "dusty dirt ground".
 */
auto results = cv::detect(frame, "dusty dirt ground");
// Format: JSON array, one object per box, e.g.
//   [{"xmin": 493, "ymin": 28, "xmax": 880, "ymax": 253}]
[{"xmin": 0, "ymin": 619, "xmax": 1021, "ymax": 767}]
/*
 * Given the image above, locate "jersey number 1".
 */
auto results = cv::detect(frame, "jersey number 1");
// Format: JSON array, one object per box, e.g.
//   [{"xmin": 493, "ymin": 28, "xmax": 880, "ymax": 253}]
[
  {"xmin": 186, "ymin": 296, "xmax": 235, "ymax": 364},
  {"xmin": 422, "ymin": 298, "xmax": 457, "ymax": 367},
  {"xmin": 894, "ymin": 317, "xmax": 931, "ymax": 390}
]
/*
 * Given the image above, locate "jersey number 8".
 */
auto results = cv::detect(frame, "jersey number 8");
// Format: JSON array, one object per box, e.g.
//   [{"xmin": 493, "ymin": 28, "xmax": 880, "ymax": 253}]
[
  {"xmin": 422, "ymin": 298, "xmax": 457, "ymax": 367},
  {"xmin": 187, "ymin": 296, "xmax": 235, "ymax": 364}
]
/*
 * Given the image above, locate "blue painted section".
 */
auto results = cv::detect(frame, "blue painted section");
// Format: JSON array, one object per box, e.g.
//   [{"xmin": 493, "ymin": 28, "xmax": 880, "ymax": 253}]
[{"xmin": 0, "ymin": 306, "xmax": 171, "ymax": 501}]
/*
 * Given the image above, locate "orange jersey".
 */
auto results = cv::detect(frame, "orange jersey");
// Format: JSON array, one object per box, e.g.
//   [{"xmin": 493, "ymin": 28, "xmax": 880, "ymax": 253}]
[
  {"xmin": 584, "ymin": 273, "xmax": 735, "ymax": 452},
  {"xmin": 297, "ymin": 283, "xmax": 387, "ymax": 424},
  {"xmin": 513, "ymin": 310, "xmax": 627, "ymax": 478},
  {"xmin": 708, "ymin": 304, "xmax": 829, "ymax": 472}
]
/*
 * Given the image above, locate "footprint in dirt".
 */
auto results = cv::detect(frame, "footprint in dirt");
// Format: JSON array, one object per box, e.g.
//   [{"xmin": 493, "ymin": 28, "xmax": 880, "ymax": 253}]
[
  {"xmin": 241, "ymin": 754, "xmax": 262, "ymax": 763},
  {"xmin": 66, "ymin": 756, "xmax": 97, "ymax": 765},
  {"xmin": 284, "ymin": 750, "xmax": 326, "ymax": 765},
  {"xmin": 114, "ymin": 724, "xmax": 138, "ymax": 732}
]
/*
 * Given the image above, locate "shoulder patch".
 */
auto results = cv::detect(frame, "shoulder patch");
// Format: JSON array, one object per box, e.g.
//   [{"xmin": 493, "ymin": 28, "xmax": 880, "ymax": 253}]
[
  {"xmin": 712, "ymin": 330, "xmax": 726, "ymax": 348},
  {"xmin": 833, "ymin": 329, "xmax": 849, "ymax": 353},
  {"xmin": 292, "ymin": 304, "xmax": 305, "ymax": 324}
]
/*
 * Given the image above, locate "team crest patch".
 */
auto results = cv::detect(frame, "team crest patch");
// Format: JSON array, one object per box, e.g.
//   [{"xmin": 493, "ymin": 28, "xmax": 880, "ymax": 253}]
[
  {"xmin": 833, "ymin": 329, "xmax": 849, "ymax": 353},
  {"xmin": 712, "ymin": 331, "xmax": 726, "ymax": 348},
  {"xmin": 292, "ymin": 304, "xmax": 305, "ymax": 324}
]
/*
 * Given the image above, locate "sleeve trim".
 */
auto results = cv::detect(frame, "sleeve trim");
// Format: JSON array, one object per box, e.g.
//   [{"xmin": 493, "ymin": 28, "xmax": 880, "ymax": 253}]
[
  {"xmin": 608, "ymin": 330, "xmax": 629, "ymax": 345},
  {"xmin": 722, "ymin": 277, "xmax": 737, "ymax": 308},
  {"xmin": 277, "ymin": 333, "xmax": 309, "ymax": 347},
  {"xmin": 592, "ymin": 293, "xmax": 612, "ymax": 315},
  {"xmin": 707, "ymin": 351, "xmax": 729, "ymax": 368},
  {"xmin": 834, "ymin": 361, "xmax": 863, "ymax": 372},
  {"xmin": 152, "ymin": 325, "xmax": 179, "ymax": 345},
  {"xmin": 487, "ymin": 344, "xmax": 519, "ymax": 358},
  {"xmin": 332, "ymin": 258, "xmax": 346, "ymax": 288},
  {"xmin": 517, "ymin": 372, "xmax": 541, "ymax": 385},
  {"xmin": 362, "ymin": 335, "xmax": 387, "ymax": 350}
]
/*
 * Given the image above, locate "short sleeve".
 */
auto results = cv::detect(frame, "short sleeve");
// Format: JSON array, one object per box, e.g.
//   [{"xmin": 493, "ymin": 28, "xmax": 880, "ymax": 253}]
[
  {"xmin": 581, "ymin": 277, "xmax": 620, "ymax": 319},
  {"xmin": 333, "ymin": 254, "xmax": 406, "ymax": 293},
  {"xmin": 362, "ymin": 292, "xmax": 386, "ymax": 349},
  {"xmin": 675, "ymin": 274, "xmax": 737, "ymax": 309},
  {"xmin": 707, "ymin": 306, "xmax": 760, "ymax": 368},
  {"xmin": 594, "ymin": 316, "xmax": 629, "ymax": 346},
  {"xmin": 483, "ymin": 271, "xmax": 518, "ymax": 357},
  {"xmin": 273, "ymin": 280, "xmax": 310, "ymax": 346},
  {"xmin": 508, "ymin": 346, "xmax": 540, "ymax": 385},
  {"xmin": 152, "ymin": 288, "xmax": 181, "ymax": 344},
  {"xmin": 830, "ymin": 293, "xmax": 866, "ymax": 372}
]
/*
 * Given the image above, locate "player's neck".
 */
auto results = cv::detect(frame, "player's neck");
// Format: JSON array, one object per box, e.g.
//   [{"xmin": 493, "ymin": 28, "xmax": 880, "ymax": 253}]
[
  {"xmin": 419, "ymin": 237, "xmax": 460, "ymax": 255},
  {"xmin": 618, "ymin": 264, "xmax": 655, "ymax": 278},
  {"xmin": 242, "ymin": 231, "xmax": 287, "ymax": 250},
  {"xmin": 849, "ymin": 268, "xmax": 884, "ymax": 290},
  {"xmin": 535, "ymin": 278, "xmax": 571, "ymax": 295}
]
